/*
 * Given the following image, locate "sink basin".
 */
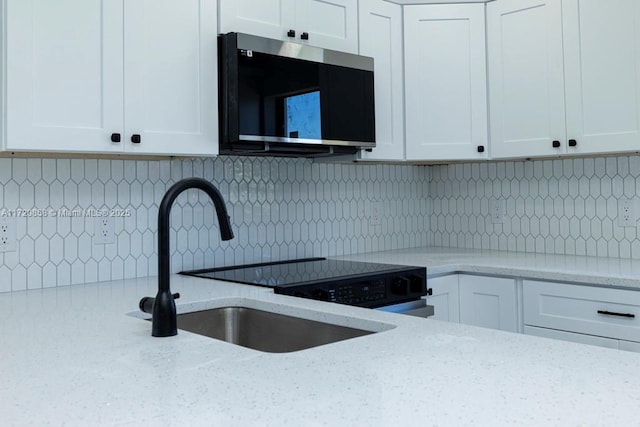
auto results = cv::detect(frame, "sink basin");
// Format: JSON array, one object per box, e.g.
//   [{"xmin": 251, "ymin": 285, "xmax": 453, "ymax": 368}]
[{"xmin": 176, "ymin": 306, "xmax": 376, "ymax": 353}]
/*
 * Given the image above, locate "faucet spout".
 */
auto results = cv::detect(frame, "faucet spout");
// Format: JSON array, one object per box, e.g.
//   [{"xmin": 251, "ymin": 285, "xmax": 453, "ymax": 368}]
[{"xmin": 142, "ymin": 177, "xmax": 234, "ymax": 337}]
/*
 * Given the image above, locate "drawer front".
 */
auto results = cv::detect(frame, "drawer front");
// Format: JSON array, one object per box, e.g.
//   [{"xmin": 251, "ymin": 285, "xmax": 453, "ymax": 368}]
[
  {"xmin": 523, "ymin": 280, "xmax": 640, "ymax": 342},
  {"xmin": 524, "ymin": 325, "xmax": 619, "ymax": 349},
  {"xmin": 619, "ymin": 340, "xmax": 640, "ymax": 353}
]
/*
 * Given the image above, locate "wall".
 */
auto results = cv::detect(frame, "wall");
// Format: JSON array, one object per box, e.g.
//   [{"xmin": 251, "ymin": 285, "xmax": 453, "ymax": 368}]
[
  {"xmin": 8, "ymin": 153, "xmax": 639, "ymax": 293},
  {"xmin": 428, "ymin": 156, "xmax": 640, "ymax": 258},
  {"xmin": 0, "ymin": 156, "xmax": 430, "ymax": 292}
]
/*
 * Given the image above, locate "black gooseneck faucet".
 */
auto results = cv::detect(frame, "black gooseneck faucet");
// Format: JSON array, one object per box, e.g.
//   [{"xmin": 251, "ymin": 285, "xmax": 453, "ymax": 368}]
[{"xmin": 139, "ymin": 178, "xmax": 234, "ymax": 337}]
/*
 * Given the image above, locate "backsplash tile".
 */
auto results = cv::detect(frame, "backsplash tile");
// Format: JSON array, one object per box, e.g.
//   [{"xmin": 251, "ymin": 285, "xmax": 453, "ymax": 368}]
[
  {"xmin": 428, "ymin": 156, "xmax": 640, "ymax": 258},
  {"xmin": 7, "ymin": 153, "xmax": 640, "ymax": 293},
  {"xmin": 0, "ymin": 156, "xmax": 429, "ymax": 292}
]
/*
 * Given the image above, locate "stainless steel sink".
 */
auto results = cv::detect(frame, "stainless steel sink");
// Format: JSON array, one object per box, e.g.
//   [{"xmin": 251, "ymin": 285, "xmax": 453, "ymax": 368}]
[{"xmin": 176, "ymin": 306, "xmax": 376, "ymax": 353}]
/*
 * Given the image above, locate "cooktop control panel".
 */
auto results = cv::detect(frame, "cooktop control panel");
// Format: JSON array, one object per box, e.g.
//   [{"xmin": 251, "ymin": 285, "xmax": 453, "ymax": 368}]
[{"xmin": 275, "ymin": 268, "xmax": 427, "ymax": 308}]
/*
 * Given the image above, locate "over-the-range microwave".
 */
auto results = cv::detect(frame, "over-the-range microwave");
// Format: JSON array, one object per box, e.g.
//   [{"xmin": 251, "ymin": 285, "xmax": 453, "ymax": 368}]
[{"xmin": 218, "ymin": 32, "xmax": 376, "ymax": 157}]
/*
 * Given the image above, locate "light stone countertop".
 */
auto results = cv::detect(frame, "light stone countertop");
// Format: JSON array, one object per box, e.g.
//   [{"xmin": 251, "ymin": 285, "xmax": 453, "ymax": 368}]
[
  {"xmin": 338, "ymin": 246, "xmax": 640, "ymax": 289},
  {"xmin": 2, "ymin": 247, "xmax": 640, "ymax": 426}
]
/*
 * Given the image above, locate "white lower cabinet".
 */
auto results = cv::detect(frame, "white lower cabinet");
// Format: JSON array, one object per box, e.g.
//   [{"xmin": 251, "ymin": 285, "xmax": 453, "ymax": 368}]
[
  {"xmin": 427, "ymin": 275, "xmax": 460, "ymax": 323},
  {"xmin": 428, "ymin": 274, "xmax": 518, "ymax": 332},
  {"xmin": 458, "ymin": 275, "xmax": 519, "ymax": 332},
  {"xmin": 523, "ymin": 280, "xmax": 640, "ymax": 352},
  {"xmin": 619, "ymin": 340, "xmax": 640, "ymax": 352},
  {"xmin": 428, "ymin": 274, "xmax": 640, "ymax": 353},
  {"xmin": 524, "ymin": 325, "xmax": 620, "ymax": 349}
]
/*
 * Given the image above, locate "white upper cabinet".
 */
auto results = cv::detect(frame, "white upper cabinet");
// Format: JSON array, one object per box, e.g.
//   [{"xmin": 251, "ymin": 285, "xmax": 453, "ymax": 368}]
[
  {"xmin": 5, "ymin": 0, "xmax": 124, "ymax": 154},
  {"xmin": 219, "ymin": 0, "xmax": 293, "ymax": 42},
  {"xmin": 3, "ymin": 0, "xmax": 218, "ymax": 156},
  {"xmin": 404, "ymin": 4, "xmax": 488, "ymax": 161},
  {"xmin": 562, "ymin": 0, "xmax": 640, "ymax": 155},
  {"xmin": 487, "ymin": 0, "xmax": 565, "ymax": 159},
  {"xmin": 488, "ymin": 0, "xmax": 640, "ymax": 159},
  {"xmin": 123, "ymin": 0, "xmax": 218, "ymax": 156},
  {"xmin": 219, "ymin": 0, "xmax": 359, "ymax": 53},
  {"xmin": 294, "ymin": 0, "xmax": 358, "ymax": 53},
  {"xmin": 357, "ymin": 0, "xmax": 405, "ymax": 161}
]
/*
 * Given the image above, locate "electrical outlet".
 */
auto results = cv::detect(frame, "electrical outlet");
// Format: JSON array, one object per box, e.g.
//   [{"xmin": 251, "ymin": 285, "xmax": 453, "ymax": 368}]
[
  {"xmin": 618, "ymin": 198, "xmax": 637, "ymax": 227},
  {"xmin": 94, "ymin": 216, "xmax": 115, "ymax": 244},
  {"xmin": 490, "ymin": 199, "xmax": 506, "ymax": 224},
  {"xmin": 0, "ymin": 216, "xmax": 17, "ymax": 252},
  {"xmin": 369, "ymin": 201, "xmax": 383, "ymax": 226}
]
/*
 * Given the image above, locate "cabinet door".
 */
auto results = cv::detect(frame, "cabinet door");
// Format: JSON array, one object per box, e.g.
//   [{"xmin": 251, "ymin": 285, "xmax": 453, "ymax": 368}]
[
  {"xmin": 294, "ymin": 0, "xmax": 358, "ymax": 53},
  {"xmin": 5, "ymin": 0, "xmax": 124, "ymax": 153},
  {"xmin": 487, "ymin": 0, "xmax": 566, "ymax": 158},
  {"xmin": 428, "ymin": 275, "xmax": 460, "ymax": 323},
  {"xmin": 459, "ymin": 275, "xmax": 518, "ymax": 332},
  {"xmin": 218, "ymin": 0, "xmax": 295, "ymax": 41},
  {"xmin": 563, "ymin": 0, "xmax": 640, "ymax": 155},
  {"xmin": 404, "ymin": 4, "xmax": 487, "ymax": 161},
  {"xmin": 123, "ymin": 0, "xmax": 218, "ymax": 156},
  {"xmin": 358, "ymin": 0, "xmax": 404, "ymax": 161}
]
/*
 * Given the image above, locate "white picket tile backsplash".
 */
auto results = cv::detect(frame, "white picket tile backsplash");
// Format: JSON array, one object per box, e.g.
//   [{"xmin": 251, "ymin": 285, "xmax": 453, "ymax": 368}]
[
  {"xmin": 0, "ymin": 156, "xmax": 430, "ymax": 292},
  {"xmin": 428, "ymin": 156, "xmax": 640, "ymax": 258},
  {"xmin": 6, "ymin": 154, "xmax": 640, "ymax": 293}
]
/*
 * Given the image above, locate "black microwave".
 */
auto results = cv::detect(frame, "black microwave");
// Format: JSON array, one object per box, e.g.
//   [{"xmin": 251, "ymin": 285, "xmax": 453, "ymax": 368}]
[{"xmin": 218, "ymin": 32, "xmax": 375, "ymax": 157}]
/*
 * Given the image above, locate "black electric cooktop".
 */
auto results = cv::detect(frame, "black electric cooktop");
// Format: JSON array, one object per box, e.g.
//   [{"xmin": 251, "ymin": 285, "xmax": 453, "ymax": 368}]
[
  {"xmin": 181, "ymin": 257, "xmax": 427, "ymax": 308},
  {"xmin": 180, "ymin": 257, "xmax": 420, "ymax": 288}
]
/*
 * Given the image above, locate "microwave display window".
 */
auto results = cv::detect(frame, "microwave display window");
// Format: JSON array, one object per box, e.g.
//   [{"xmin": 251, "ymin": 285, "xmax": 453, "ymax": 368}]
[
  {"xmin": 285, "ymin": 91, "xmax": 321, "ymax": 139},
  {"xmin": 235, "ymin": 50, "xmax": 374, "ymax": 144}
]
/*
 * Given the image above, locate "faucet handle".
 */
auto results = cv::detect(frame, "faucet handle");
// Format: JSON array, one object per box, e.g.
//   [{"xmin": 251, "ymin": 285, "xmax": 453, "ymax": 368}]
[{"xmin": 139, "ymin": 293, "xmax": 180, "ymax": 314}]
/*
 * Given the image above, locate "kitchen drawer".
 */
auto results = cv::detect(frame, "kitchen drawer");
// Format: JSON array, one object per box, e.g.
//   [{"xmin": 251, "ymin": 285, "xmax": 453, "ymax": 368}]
[
  {"xmin": 619, "ymin": 340, "xmax": 640, "ymax": 353},
  {"xmin": 523, "ymin": 326, "xmax": 619, "ymax": 350},
  {"xmin": 523, "ymin": 280, "xmax": 640, "ymax": 343}
]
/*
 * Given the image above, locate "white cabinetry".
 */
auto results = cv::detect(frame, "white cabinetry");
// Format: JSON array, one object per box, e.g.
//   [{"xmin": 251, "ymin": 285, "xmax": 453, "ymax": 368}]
[
  {"xmin": 428, "ymin": 275, "xmax": 460, "ymax": 322},
  {"xmin": 3, "ymin": 0, "xmax": 218, "ymax": 156},
  {"xmin": 219, "ymin": 0, "xmax": 358, "ymax": 53},
  {"xmin": 486, "ymin": 0, "xmax": 564, "ymax": 159},
  {"xmin": 458, "ymin": 275, "xmax": 519, "ymax": 332},
  {"xmin": 619, "ymin": 340, "xmax": 640, "ymax": 352},
  {"xmin": 428, "ymin": 273, "xmax": 640, "ymax": 353},
  {"xmin": 562, "ymin": 0, "xmax": 640, "ymax": 155},
  {"xmin": 357, "ymin": 0, "xmax": 405, "ymax": 161},
  {"xmin": 523, "ymin": 280, "xmax": 640, "ymax": 352},
  {"xmin": 404, "ymin": 4, "xmax": 488, "ymax": 161},
  {"xmin": 488, "ymin": 0, "xmax": 640, "ymax": 158},
  {"xmin": 427, "ymin": 274, "xmax": 518, "ymax": 332},
  {"xmin": 123, "ymin": 0, "xmax": 219, "ymax": 156},
  {"xmin": 524, "ymin": 325, "xmax": 620, "ymax": 349}
]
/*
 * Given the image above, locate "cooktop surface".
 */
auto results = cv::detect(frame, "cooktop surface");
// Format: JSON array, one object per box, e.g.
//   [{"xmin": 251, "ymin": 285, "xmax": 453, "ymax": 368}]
[{"xmin": 180, "ymin": 257, "xmax": 420, "ymax": 288}]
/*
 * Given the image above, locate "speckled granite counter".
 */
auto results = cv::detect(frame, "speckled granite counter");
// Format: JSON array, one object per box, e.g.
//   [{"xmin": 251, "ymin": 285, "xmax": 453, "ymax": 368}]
[
  {"xmin": 2, "ymin": 256, "xmax": 640, "ymax": 426},
  {"xmin": 338, "ymin": 246, "xmax": 640, "ymax": 289}
]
